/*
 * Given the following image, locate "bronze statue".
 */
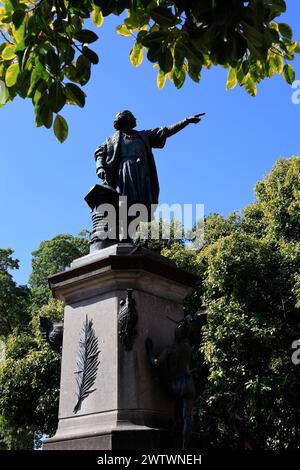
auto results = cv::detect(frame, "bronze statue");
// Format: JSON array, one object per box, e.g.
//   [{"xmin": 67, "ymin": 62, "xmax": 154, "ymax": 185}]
[
  {"xmin": 40, "ymin": 317, "xmax": 63, "ymax": 351},
  {"xmin": 145, "ymin": 316, "xmax": 196, "ymax": 450},
  {"xmin": 118, "ymin": 289, "xmax": 138, "ymax": 351},
  {"xmin": 95, "ymin": 111, "xmax": 204, "ymax": 207}
]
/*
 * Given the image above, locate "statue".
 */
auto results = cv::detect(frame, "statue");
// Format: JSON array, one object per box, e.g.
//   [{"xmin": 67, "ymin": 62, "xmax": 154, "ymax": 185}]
[
  {"xmin": 145, "ymin": 315, "xmax": 197, "ymax": 450},
  {"xmin": 94, "ymin": 110, "xmax": 204, "ymax": 208},
  {"xmin": 40, "ymin": 317, "xmax": 64, "ymax": 351},
  {"xmin": 118, "ymin": 289, "xmax": 138, "ymax": 351}
]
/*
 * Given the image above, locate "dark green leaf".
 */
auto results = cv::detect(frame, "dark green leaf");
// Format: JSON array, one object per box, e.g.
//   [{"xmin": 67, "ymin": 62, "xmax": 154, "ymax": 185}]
[
  {"xmin": 172, "ymin": 66, "xmax": 185, "ymax": 89},
  {"xmin": 12, "ymin": 9, "xmax": 26, "ymax": 29},
  {"xmin": 38, "ymin": 103, "xmax": 53, "ymax": 129},
  {"xmin": 75, "ymin": 55, "xmax": 91, "ymax": 85},
  {"xmin": 187, "ymin": 62, "xmax": 201, "ymax": 83},
  {"xmin": 147, "ymin": 44, "xmax": 161, "ymax": 63},
  {"xmin": 93, "ymin": 0, "xmax": 116, "ymax": 17},
  {"xmin": 278, "ymin": 23, "xmax": 293, "ymax": 40},
  {"xmin": 141, "ymin": 32, "xmax": 166, "ymax": 48},
  {"xmin": 158, "ymin": 48, "xmax": 173, "ymax": 73},
  {"xmin": 115, "ymin": 0, "xmax": 131, "ymax": 15},
  {"xmin": 283, "ymin": 64, "xmax": 295, "ymax": 84},
  {"xmin": 82, "ymin": 47, "xmax": 99, "ymax": 65},
  {"xmin": 48, "ymin": 82, "xmax": 66, "ymax": 113},
  {"xmin": 150, "ymin": 7, "xmax": 177, "ymax": 26},
  {"xmin": 53, "ymin": 114, "xmax": 69, "ymax": 143},
  {"xmin": 46, "ymin": 50, "xmax": 61, "ymax": 75},
  {"xmin": 65, "ymin": 83, "xmax": 86, "ymax": 108},
  {"xmin": 75, "ymin": 29, "xmax": 99, "ymax": 44}
]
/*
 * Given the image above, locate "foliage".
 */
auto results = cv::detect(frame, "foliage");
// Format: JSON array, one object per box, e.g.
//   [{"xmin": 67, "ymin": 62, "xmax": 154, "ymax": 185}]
[
  {"xmin": 29, "ymin": 234, "xmax": 89, "ymax": 309},
  {"xmin": 0, "ymin": 332, "xmax": 62, "ymax": 448},
  {"xmin": 168, "ymin": 156, "xmax": 300, "ymax": 449},
  {"xmin": 255, "ymin": 156, "xmax": 300, "ymax": 241},
  {"xmin": 0, "ymin": 249, "xmax": 30, "ymax": 338},
  {"xmin": 0, "ymin": 1, "xmax": 298, "ymax": 140},
  {"xmin": 0, "ymin": 234, "xmax": 86, "ymax": 449}
]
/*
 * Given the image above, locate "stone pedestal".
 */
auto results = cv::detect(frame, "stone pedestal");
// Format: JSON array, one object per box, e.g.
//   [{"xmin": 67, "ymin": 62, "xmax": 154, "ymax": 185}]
[{"xmin": 43, "ymin": 244, "xmax": 197, "ymax": 450}]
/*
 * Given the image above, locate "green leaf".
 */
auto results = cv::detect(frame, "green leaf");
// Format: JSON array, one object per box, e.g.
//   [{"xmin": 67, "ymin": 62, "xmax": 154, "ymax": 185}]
[
  {"xmin": 130, "ymin": 43, "xmax": 144, "ymax": 67},
  {"xmin": 147, "ymin": 44, "xmax": 161, "ymax": 63},
  {"xmin": 172, "ymin": 66, "xmax": 186, "ymax": 89},
  {"xmin": 158, "ymin": 47, "xmax": 173, "ymax": 74},
  {"xmin": 115, "ymin": 0, "xmax": 131, "ymax": 15},
  {"xmin": 92, "ymin": 6, "xmax": 104, "ymax": 27},
  {"xmin": 283, "ymin": 64, "xmax": 295, "ymax": 84},
  {"xmin": 54, "ymin": 115, "xmax": 69, "ymax": 143},
  {"xmin": 5, "ymin": 62, "xmax": 20, "ymax": 87},
  {"xmin": 75, "ymin": 55, "xmax": 91, "ymax": 85},
  {"xmin": 12, "ymin": 20, "xmax": 26, "ymax": 46},
  {"xmin": 157, "ymin": 69, "xmax": 166, "ymax": 90},
  {"xmin": 82, "ymin": 47, "xmax": 99, "ymax": 64},
  {"xmin": 33, "ymin": 80, "xmax": 47, "ymax": 106},
  {"xmin": 38, "ymin": 103, "xmax": 53, "ymax": 129},
  {"xmin": 28, "ymin": 61, "xmax": 49, "ymax": 96},
  {"xmin": 2, "ymin": 45, "xmax": 16, "ymax": 60},
  {"xmin": 116, "ymin": 24, "xmax": 132, "ymax": 37},
  {"xmin": 141, "ymin": 32, "xmax": 166, "ymax": 48},
  {"xmin": 278, "ymin": 23, "xmax": 293, "ymax": 40},
  {"xmin": 12, "ymin": 9, "xmax": 26, "ymax": 29},
  {"xmin": 48, "ymin": 82, "xmax": 66, "ymax": 113},
  {"xmin": 75, "ymin": 29, "xmax": 99, "ymax": 44},
  {"xmin": 64, "ymin": 65, "xmax": 77, "ymax": 82},
  {"xmin": 65, "ymin": 83, "xmax": 86, "ymax": 108},
  {"xmin": 270, "ymin": 54, "xmax": 284, "ymax": 74},
  {"xmin": 242, "ymin": 22, "xmax": 264, "ymax": 48},
  {"xmin": 187, "ymin": 62, "xmax": 201, "ymax": 83},
  {"xmin": 94, "ymin": 0, "xmax": 116, "ymax": 17},
  {"xmin": 244, "ymin": 76, "xmax": 257, "ymax": 97},
  {"xmin": 150, "ymin": 7, "xmax": 177, "ymax": 26},
  {"xmin": 226, "ymin": 67, "xmax": 237, "ymax": 90},
  {"xmin": 46, "ymin": 50, "xmax": 60, "ymax": 75}
]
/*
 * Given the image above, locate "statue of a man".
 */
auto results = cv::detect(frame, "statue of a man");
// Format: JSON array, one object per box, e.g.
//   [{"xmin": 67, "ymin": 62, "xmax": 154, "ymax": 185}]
[{"xmin": 94, "ymin": 110, "xmax": 203, "ymax": 206}]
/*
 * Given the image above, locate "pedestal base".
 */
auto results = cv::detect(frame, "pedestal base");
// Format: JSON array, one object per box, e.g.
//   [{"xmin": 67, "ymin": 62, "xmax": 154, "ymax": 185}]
[
  {"xmin": 44, "ymin": 244, "xmax": 197, "ymax": 451},
  {"xmin": 44, "ymin": 428, "xmax": 180, "ymax": 450}
]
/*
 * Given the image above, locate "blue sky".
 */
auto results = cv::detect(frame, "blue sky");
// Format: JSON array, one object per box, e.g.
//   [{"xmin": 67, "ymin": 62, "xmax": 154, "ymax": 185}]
[{"xmin": 1, "ymin": 1, "xmax": 300, "ymax": 285}]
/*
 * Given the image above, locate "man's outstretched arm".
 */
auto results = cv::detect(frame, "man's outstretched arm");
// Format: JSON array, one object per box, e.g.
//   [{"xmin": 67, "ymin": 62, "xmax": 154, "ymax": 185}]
[{"xmin": 164, "ymin": 113, "xmax": 205, "ymax": 138}]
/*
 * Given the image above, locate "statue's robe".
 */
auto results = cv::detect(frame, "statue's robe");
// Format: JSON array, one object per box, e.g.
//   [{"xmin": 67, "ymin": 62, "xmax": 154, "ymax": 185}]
[{"xmin": 95, "ymin": 128, "xmax": 168, "ymax": 205}]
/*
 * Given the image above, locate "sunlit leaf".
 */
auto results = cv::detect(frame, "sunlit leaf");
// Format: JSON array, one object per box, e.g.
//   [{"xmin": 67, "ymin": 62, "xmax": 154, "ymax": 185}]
[
  {"xmin": 5, "ymin": 62, "xmax": 19, "ymax": 87},
  {"xmin": 226, "ymin": 68, "xmax": 237, "ymax": 90},
  {"xmin": 130, "ymin": 42, "xmax": 144, "ymax": 67},
  {"xmin": 157, "ymin": 69, "xmax": 166, "ymax": 89}
]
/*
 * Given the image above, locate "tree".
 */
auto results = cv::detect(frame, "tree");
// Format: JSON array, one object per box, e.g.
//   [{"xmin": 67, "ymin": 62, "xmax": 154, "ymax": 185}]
[
  {"xmin": 168, "ymin": 156, "xmax": 300, "ymax": 449},
  {"xmin": 255, "ymin": 157, "xmax": 300, "ymax": 241},
  {"xmin": 0, "ymin": 234, "xmax": 88, "ymax": 449},
  {"xmin": 29, "ymin": 234, "xmax": 89, "ymax": 309},
  {"xmin": 0, "ymin": 1, "xmax": 298, "ymax": 141},
  {"xmin": 0, "ymin": 249, "xmax": 30, "ymax": 338}
]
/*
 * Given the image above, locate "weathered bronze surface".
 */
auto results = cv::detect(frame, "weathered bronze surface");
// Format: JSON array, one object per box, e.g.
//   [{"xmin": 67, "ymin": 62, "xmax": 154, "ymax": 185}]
[
  {"xmin": 95, "ymin": 110, "xmax": 204, "ymax": 205},
  {"xmin": 145, "ymin": 316, "xmax": 197, "ymax": 450}
]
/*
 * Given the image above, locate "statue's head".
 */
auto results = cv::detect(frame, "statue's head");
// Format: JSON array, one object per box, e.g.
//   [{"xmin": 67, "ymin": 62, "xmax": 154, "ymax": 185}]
[{"xmin": 113, "ymin": 110, "xmax": 137, "ymax": 131}]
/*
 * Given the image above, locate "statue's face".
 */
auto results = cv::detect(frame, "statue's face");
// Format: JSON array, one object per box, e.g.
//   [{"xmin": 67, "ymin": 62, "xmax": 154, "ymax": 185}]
[
  {"xmin": 122, "ymin": 112, "xmax": 136, "ymax": 130},
  {"xmin": 114, "ymin": 110, "xmax": 137, "ymax": 130}
]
